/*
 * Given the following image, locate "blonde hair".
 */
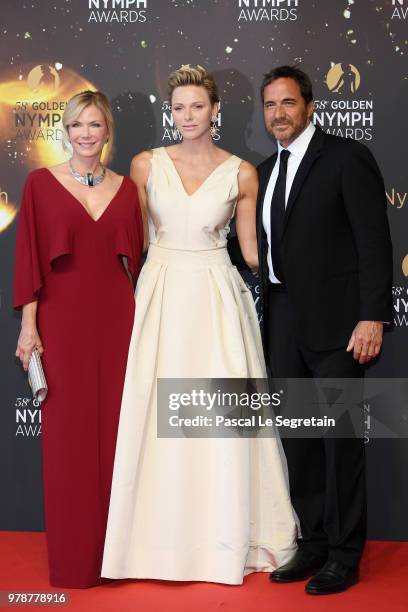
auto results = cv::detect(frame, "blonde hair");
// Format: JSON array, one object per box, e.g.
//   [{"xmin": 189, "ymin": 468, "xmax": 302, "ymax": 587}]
[
  {"xmin": 62, "ymin": 90, "xmax": 114, "ymax": 158},
  {"xmin": 168, "ymin": 65, "xmax": 220, "ymax": 106}
]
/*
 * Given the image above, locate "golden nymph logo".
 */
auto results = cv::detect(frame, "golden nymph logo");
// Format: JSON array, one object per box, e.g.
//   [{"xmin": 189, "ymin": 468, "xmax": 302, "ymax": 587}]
[
  {"xmin": 402, "ymin": 255, "xmax": 408, "ymax": 277},
  {"xmin": 326, "ymin": 63, "xmax": 360, "ymax": 95},
  {"xmin": 26, "ymin": 64, "xmax": 61, "ymax": 93},
  {"xmin": 0, "ymin": 64, "xmax": 97, "ymax": 169},
  {"xmin": 238, "ymin": 0, "xmax": 298, "ymax": 22},
  {"xmin": 313, "ymin": 63, "xmax": 374, "ymax": 142},
  {"xmin": 88, "ymin": 0, "xmax": 147, "ymax": 23}
]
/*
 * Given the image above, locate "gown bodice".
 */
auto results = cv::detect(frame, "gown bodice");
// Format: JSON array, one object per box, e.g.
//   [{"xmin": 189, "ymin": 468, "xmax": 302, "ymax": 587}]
[{"xmin": 147, "ymin": 147, "xmax": 242, "ymax": 251}]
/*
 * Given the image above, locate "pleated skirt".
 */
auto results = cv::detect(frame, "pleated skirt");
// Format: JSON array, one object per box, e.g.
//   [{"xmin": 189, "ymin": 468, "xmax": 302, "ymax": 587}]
[{"xmin": 101, "ymin": 244, "xmax": 297, "ymax": 584}]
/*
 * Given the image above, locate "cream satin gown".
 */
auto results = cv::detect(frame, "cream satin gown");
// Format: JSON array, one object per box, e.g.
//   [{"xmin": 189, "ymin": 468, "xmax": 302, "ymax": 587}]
[{"xmin": 101, "ymin": 147, "xmax": 297, "ymax": 584}]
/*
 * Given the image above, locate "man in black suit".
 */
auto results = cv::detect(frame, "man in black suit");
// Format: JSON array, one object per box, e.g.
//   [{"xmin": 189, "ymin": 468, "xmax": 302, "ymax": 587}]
[{"xmin": 230, "ymin": 66, "xmax": 393, "ymax": 595}]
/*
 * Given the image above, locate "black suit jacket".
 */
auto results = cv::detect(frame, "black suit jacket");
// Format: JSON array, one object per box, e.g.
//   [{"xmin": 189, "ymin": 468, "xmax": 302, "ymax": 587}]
[{"xmin": 229, "ymin": 127, "xmax": 393, "ymax": 354}]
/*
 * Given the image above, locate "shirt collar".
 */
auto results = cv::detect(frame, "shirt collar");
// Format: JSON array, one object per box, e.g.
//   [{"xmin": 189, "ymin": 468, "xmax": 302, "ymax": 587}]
[{"xmin": 277, "ymin": 122, "xmax": 316, "ymax": 159}]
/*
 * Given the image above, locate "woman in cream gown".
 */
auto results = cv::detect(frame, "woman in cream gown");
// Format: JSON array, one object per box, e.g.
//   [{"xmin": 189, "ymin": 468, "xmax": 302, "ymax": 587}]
[{"xmin": 102, "ymin": 65, "xmax": 297, "ymax": 584}]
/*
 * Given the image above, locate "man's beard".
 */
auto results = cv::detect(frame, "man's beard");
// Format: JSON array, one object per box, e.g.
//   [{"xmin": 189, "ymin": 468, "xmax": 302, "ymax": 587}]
[{"xmin": 267, "ymin": 121, "xmax": 293, "ymax": 137}]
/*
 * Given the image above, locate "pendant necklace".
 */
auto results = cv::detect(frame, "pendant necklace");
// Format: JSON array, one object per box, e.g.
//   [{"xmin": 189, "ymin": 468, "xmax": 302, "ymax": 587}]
[{"xmin": 69, "ymin": 160, "xmax": 106, "ymax": 187}]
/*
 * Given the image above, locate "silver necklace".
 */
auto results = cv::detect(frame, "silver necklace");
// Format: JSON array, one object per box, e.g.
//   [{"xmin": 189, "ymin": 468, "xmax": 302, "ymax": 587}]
[{"xmin": 69, "ymin": 160, "xmax": 106, "ymax": 187}]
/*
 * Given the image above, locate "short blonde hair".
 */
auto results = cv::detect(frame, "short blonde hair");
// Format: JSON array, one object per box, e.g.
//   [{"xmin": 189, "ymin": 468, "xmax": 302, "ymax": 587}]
[
  {"xmin": 168, "ymin": 65, "xmax": 220, "ymax": 106},
  {"xmin": 62, "ymin": 90, "xmax": 114, "ymax": 158}
]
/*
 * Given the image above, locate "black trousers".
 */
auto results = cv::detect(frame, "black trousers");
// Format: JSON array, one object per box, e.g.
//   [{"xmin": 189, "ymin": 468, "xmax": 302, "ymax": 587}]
[{"xmin": 267, "ymin": 288, "xmax": 366, "ymax": 569}]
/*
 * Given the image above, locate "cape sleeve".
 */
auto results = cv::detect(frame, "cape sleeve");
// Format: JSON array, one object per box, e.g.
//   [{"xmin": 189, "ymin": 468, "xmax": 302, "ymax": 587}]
[
  {"xmin": 127, "ymin": 186, "xmax": 144, "ymax": 288},
  {"xmin": 114, "ymin": 179, "xmax": 144, "ymax": 289},
  {"xmin": 13, "ymin": 174, "xmax": 44, "ymax": 310}
]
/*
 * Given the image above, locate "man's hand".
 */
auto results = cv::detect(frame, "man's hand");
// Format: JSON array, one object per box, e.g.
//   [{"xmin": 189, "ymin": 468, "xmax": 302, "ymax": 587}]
[{"xmin": 346, "ymin": 321, "xmax": 383, "ymax": 365}]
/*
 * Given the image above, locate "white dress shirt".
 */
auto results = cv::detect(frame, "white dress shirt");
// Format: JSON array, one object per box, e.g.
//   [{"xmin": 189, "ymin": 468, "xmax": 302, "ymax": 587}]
[{"xmin": 262, "ymin": 122, "xmax": 316, "ymax": 283}]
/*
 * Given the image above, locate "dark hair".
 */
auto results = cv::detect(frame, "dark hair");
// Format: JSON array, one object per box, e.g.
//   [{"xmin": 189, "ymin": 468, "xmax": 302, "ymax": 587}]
[{"xmin": 260, "ymin": 65, "xmax": 314, "ymax": 104}]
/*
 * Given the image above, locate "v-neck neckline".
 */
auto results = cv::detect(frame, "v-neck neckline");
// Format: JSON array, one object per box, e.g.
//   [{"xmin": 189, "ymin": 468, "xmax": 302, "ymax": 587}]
[
  {"xmin": 44, "ymin": 168, "xmax": 126, "ymax": 223},
  {"xmin": 162, "ymin": 147, "xmax": 235, "ymax": 198}
]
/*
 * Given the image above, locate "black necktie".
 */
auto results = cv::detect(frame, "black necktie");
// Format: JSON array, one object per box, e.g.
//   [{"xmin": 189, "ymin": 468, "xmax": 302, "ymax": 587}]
[{"xmin": 270, "ymin": 149, "xmax": 290, "ymax": 283}]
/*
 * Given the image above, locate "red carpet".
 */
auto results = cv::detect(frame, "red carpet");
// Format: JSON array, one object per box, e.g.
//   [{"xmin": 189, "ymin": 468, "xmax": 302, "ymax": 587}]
[{"xmin": 1, "ymin": 533, "xmax": 407, "ymax": 611}]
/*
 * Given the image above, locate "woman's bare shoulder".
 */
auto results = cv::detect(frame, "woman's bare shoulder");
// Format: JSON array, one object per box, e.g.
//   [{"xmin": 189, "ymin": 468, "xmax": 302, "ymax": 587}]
[
  {"xmin": 237, "ymin": 159, "xmax": 257, "ymax": 178},
  {"xmin": 131, "ymin": 150, "xmax": 154, "ymax": 168},
  {"xmin": 130, "ymin": 150, "xmax": 154, "ymax": 182}
]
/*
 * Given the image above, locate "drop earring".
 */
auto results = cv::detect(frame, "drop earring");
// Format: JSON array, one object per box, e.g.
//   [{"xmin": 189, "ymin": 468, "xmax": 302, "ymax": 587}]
[{"xmin": 210, "ymin": 118, "xmax": 219, "ymax": 139}]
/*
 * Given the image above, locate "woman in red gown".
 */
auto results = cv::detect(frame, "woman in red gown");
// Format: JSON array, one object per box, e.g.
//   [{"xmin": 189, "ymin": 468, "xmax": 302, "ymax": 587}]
[{"xmin": 13, "ymin": 90, "xmax": 144, "ymax": 588}]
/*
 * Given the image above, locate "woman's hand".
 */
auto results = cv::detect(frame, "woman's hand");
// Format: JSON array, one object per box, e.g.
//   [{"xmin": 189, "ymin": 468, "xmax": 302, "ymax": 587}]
[
  {"xmin": 15, "ymin": 301, "xmax": 43, "ymax": 370},
  {"xmin": 16, "ymin": 325, "xmax": 43, "ymax": 371}
]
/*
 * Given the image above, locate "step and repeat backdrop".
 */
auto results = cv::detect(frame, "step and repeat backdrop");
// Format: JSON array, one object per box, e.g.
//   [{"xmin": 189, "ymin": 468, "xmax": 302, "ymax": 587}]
[{"xmin": 0, "ymin": 1, "xmax": 407, "ymax": 538}]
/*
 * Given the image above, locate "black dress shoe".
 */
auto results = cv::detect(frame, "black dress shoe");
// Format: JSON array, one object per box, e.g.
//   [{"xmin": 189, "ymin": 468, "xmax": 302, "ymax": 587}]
[
  {"xmin": 269, "ymin": 550, "xmax": 327, "ymax": 583},
  {"xmin": 305, "ymin": 560, "xmax": 359, "ymax": 595}
]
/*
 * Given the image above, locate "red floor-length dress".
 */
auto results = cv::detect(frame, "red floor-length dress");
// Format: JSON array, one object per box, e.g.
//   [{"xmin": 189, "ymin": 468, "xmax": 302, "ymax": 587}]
[{"xmin": 13, "ymin": 168, "xmax": 143, "ymax": 588}]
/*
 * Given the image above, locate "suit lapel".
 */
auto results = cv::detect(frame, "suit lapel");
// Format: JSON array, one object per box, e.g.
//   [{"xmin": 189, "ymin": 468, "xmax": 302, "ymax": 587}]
[{"xmin": 283, "ymin": 127, "xmax": 325, "ymax": 232}]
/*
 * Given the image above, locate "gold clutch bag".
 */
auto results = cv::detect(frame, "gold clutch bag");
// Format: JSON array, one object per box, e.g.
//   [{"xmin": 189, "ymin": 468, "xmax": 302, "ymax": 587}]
[{"xmin": 28, "ymin": 349, "xmax": 48, "ymax": 403}]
